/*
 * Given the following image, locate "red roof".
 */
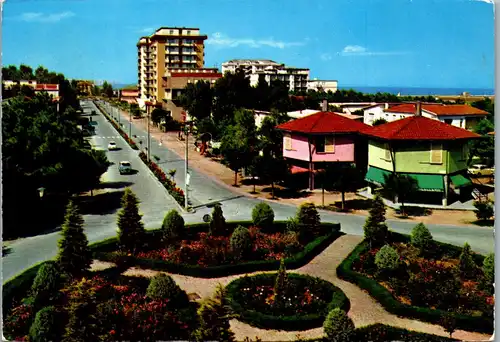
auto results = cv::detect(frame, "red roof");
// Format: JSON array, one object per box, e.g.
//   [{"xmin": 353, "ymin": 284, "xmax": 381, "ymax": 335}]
[
  {"xmin": 35, "ymin": 84, "xmax": 59, "ymax": 91},
  {"xmin": 361, "ymin": 115, "xmax": 481, "ymax": 141},
  {"xmin": 169, "ymin": 72, "xmax": 222, "ymax": 78},
  {"xmin": 276, "ymin": 111, "xmax": 371, "ymax": 134},
  {"xmin": 385, "ymin": 103, "xmax": 488, "ymax": 116}
]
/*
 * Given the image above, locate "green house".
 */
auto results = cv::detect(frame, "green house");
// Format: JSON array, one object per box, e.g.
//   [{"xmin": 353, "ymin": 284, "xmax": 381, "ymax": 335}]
[{"xmin": 362, "ymin": 115, "xmax": 481, "ymax": 206}]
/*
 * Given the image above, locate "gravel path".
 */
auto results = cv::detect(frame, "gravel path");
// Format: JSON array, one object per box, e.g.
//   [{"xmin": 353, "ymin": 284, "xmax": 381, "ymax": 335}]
[{"xmin": 92, "ymin": 235, "xmax": 492, "ymax": 341}]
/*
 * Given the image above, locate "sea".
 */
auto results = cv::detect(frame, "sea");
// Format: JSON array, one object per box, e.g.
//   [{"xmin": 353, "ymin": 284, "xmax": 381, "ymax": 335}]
[{"xmin": 339, "ymin": 86, "xmax": 495, "ymax": 96}]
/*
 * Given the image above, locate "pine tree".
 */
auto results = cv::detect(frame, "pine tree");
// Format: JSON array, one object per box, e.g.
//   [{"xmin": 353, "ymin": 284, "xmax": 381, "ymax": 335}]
[
  {"xmin": 117, "ymin": 188, "xmax": 145, "ymax": 253},
  {"xmin": 273, "ymin": 258, "xmax": 288, "ymax": 306},
  {"xmin": 363, "ymin": 194, "xmax": 388, "ymax": 248},
  {"xmin": 209, "ymin": 203, "xmax": 227, "ymax": 236},
  {"xmin": 459, "ymin": 242, "xmax": 477, "ymax": 279},
  {"xmin": 57, "ymin": 201, "xmax": 92, "ymax": 279},
  {"xmin": 194, "ymin": 284, "xmax": 235, "ymax": 342}
]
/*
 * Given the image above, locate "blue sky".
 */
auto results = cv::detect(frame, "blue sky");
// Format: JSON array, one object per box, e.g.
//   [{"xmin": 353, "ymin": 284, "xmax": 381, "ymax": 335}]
[{"xmin": 2, "ymin": 0, "xmax": 495, "ymax": 89}]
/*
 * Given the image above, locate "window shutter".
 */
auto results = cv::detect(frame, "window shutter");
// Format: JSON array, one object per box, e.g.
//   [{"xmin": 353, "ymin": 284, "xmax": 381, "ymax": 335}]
[
  {"xmin": 430, "ymin": 143, "xmax": 443, "ymax": 163},
  {"xmin": 284, "ymin": 134, "xmax": 292, "ymax": 150},
  {"xmin": 384, "ymin": 143, "xmax": 391, "ymax": 160},
  {"xmin": 325, "ymin": 136, "xmax": 335, "ymax": 153}
]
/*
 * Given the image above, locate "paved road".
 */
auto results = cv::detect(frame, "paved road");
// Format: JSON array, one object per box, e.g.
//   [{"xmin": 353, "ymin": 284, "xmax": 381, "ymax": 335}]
[{"xmin": 2, "ymin": 100, "xmax": 495, "ymax": 282}]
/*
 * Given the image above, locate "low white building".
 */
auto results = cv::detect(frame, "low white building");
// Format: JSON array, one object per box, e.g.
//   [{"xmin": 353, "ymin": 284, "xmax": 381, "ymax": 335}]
[
  {"xmin": 222, "ymin": 59, "xmax": 310, "ymax": 92},
  {"xmin": 34, "ymin": 84, "xmax": 60, "ymax": 98},
  {"xmin": 307, "ymin": 79, "xmax": 338, "ymax": 93},
  {"xmin": 363, "ymin": 103, "xmax": 489, "ymax": 130},
  {"xmin": 287, "ymin": 108, "xmax": 363, "ymax": 121}
]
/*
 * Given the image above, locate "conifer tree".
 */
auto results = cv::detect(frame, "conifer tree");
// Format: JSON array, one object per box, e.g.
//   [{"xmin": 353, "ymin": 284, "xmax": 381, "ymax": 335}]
[
  {"xmin": 363, "ymin": 194, "xmax": 389, "ymax": 248},
  {"xmin": 57, "ymin": 201, "xmax": 91, "ymax": 279},
  {"xmin": 117, "ymin": 188, "xmax": 145, "ymax": 253},
  {"xmin": 209, "ymin": 203, "xmax": 227, "ymax": 236},
  {"xmin": 273, "ymin": 258, "xmax": 288, "ymax": 306},
  {"xmin": 459, "ymin": 242, "xmax": 477, "ymax": 279}
]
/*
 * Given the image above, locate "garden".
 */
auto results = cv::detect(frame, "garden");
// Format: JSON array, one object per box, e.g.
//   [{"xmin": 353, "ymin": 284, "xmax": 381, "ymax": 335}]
[
  {"xmin": 94, "ymin": 201, "xmax": 343, "ymax": 277},
  {"xmin": 337, "ymin": 194, "xmax": 494, "ymax": 335}
]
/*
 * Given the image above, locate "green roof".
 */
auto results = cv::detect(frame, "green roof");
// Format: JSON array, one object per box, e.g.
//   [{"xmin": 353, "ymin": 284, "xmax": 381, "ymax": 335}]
[
  {"xmin": 450, "ymin": 174, "xmax": 472, "ymax": 188},
  {"xmin": 365, "ymin": 166, "xmax": 444, "ymax": 192}
]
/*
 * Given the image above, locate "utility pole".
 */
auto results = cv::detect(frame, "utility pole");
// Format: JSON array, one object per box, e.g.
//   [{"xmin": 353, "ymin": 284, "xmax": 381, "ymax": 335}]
[
  {"xmin": 147, "ymin": 104, "xmax": 151, "ymax": 162},
  {"xmin": 184, "ymin": 123, "xmax": 189, "ymax": 210},
  {"xmin": 129, "ymin": 107, "xmax": 132, "ymax": 138}
]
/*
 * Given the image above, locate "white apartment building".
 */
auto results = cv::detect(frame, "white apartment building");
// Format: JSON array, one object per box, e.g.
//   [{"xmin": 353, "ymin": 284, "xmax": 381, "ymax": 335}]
[{"xmin": 221, "ymin": 59, "xmax": 310, "ymax": 92}]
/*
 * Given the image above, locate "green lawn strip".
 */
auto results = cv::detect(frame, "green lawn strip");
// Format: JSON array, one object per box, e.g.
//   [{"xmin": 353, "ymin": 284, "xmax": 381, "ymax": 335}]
[{"xmin": 336, "ymin": 232, "xmax": 492, "ymax": 334}]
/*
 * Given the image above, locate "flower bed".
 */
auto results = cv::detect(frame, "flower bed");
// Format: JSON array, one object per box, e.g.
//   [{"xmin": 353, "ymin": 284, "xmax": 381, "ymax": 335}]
[
  {"xmin": 94, "ymin": 101, "xmax": 138, "ymax": 150},
  {"xmin": 92, "ymin": 221, "xmax": 343, "ymax": 277},
  {"xmin": 337, "ymin": 232, "xmax": 494, "ymax": 334},
  {"xmin": 3, "ymin": 269, "xmax": 198, "ymax": 341},
  {"xmin": 225, "ymin": 273, "xmax": 349, "ymax": 331},
  {"xmin": 138, "ymin": 151, "xmax": 185, "ymax": 207}
]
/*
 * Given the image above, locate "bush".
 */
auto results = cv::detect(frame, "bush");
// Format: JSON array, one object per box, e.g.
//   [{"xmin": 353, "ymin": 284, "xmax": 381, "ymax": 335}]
[
  {"xmin": 458, "ymin": 242, "xmax": 477, "ymax": 279},
  {"xmin": 210, "ymin": 203, "xmax": 227, "ymax": 236},
  {"xmin": 162, "ymin": 209, "xmax": 185, "ymax": 242},
  {"xmin": 146, "ymin": 274, "xmax": 188, "ymax": 306},
  {"xmin": 473, "ymin": 200, "xmax": 494, "ymax": 221},
  {"xmin": 252, "ymin": 202, "xmax": 275, "ymax": 231},
  {"xmin": 355, "ymin": 323, "xmax": 457, "ymax": 341},
  {"xmin": 285, "ymin": 217, "xmax": 300, "ymax": 234},
  {"xmin": 29, "ymin": 306, "xmax": 60, "ymax": 342},
  {"xmin": 30, "ymin": 261, "xmax": 65, "ymax": 309},
  {"xmin": 374, "ymin": 245, "xmax": 400, "ymax": 272},
  {"xmin": 363, "ymin": 194, "xmax": 388, "ymax": 248},
  {"xmin": 323, "ymin": 308, "xmax": 355, "ymax": 342},
  {"xmin": 230, "ymin": 226, "xmax": 252, "ymax": 260},
  {"xmin": 481, "ymin": 253, "xmax": 494, "ymax": 295},
  {"xmin": 296, "ymin": 202, "xmax": 321, "ymax": 228},
  {"xmin": 410, "ymin": 222, "xmax": 433, "ymax": 252}
]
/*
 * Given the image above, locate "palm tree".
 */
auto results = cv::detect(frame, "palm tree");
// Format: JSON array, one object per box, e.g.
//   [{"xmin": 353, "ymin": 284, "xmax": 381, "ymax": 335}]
[{"xmin": 382, "ymin": 173, "xmax": 418, "ymax": 216}]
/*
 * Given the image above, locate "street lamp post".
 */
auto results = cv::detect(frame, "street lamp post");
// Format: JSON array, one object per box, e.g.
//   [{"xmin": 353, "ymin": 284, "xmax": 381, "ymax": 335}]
[
  {"xmin": 147, "ymin": 105, "xmax": 151, "ymax": 162},
  {"xmin": 184, "ymin": 123, "xmax": 189, "ymax": 210},
  {"xmin": 129, "ymin": 106, "xmax": 132, "ymax": 138}
]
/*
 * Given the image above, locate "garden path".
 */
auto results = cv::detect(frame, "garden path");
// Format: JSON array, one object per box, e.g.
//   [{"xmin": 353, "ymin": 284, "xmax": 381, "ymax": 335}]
[{"xmin": 92, "ymin": 234, "xmax": 491, "ymax": 342}]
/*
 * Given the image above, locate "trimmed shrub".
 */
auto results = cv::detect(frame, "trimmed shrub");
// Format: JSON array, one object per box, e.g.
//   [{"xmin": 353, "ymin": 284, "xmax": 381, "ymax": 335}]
[
  {"xmin": 29, "ymin": 306, "xmax": 60, "ymax": 342},
  {"xmin": 31, "ymin": 261, "xmax": 65, "ymax": 309},
  {"xmin": 273, "ymin": 258, "xmax": 288, "ymax": 305},
  {"xmin": 296, "ymin": 202, "xmax": 321, "ymax": 228},
  {"xmin": 374, "ymin": 245, "xmax": 400, "ymax": 272},
  {"xmin": 162, "ymin": 209, "xmax": 185, "ymax": 242},
  {"xmin": 146, "ymin": 274, "xmax": 188, "ymax": 306},
  {"xmin": 473, "ymin": 200, "xmax": 494, "ymax": 221},
  {"xmin": 458, "ymin": 242, "xmax": 477, "ymax": 279},
  {"xmin": 230, "ymin": 226, "xmax": 252, "ymax": 260},
  {"xmin": 410, "ymin": 222, "xmax": 433, "ymax": 252},
  {"xmin": 285, "ymin": 217, "xmax": 300, "ymax": 234},
  {"xmin": 210, "ymin": 203, "xmax": 227, "ymax": 236},
  {"xmin": 323, "ymin": 308, "xmax": 355, "ymax": 342},
  {"xmin": 355, "ymin": 323, "xmax": 458, "ymax": 341},
  {"xmin": 363, "ymin": 195, "xmax": 388, "ymax": 248},
  {"xmin": 252, "ymin": 202, "xmax": 275, "ymax": 231}
]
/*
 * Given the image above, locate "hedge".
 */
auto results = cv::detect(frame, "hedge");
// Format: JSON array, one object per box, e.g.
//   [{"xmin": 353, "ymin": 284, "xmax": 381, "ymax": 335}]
[
  {"xmin": 336, "ymin": 232, "xmax": 493, "ymax": 334},
  {"xmin": 92, "ymin": 221, "xmax": 342, "ymax": 278},
  {"xmin": 297, "ymin": 323, "xmax": 459, "ymax": 342},
  {"xmin": 94, "ymin": 101, "xmax": 138, "ymax": 150},
  {"xmin": 225, "ymin": 273, "xmax": 350, "ymax": 331}
]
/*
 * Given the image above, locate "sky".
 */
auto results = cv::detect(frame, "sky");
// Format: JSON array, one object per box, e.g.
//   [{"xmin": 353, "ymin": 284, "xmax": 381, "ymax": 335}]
[{"xmin": 1, "ymin": 0, "xmax": 495, "ymax": 89}]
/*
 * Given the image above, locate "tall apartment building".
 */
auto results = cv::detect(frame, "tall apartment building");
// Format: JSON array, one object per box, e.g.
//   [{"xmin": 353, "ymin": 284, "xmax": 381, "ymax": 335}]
[
  {"xmin": 221, "ymin": 59, "xmax": 310, "ymax": 92},
  {"xmin": 137, "ymin": 27, "xmax": 208, "ymax": 109}
]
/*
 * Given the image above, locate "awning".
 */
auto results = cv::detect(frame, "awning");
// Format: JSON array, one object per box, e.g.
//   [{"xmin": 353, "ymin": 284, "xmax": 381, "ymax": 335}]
[
  {"xmin": 405, "ymin": 173, "xmax": 444, "ymax": 192},
  {"xmin": 365, "ymin": 167, "xmax": 391, "ymax": 185},
  {"xmin": 450, "ymin": 174, "xmax": 472, "ymax": 188},
  {"xmin": 365, "ymin": 167, "xmax": 444, "ymax": 192}
]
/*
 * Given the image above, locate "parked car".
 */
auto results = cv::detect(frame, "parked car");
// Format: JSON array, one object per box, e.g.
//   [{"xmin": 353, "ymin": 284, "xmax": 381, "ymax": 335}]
[
  {"xmin": 468, "ymin": 164, "xmax": 495, "ymax": 176},
  {"xmin": 108, "ymin": 141, "xmax": 118, "ymax": 151},
  {"xmin": 119, "ymin": 161, "xmax": 132, "ymax": 175}
]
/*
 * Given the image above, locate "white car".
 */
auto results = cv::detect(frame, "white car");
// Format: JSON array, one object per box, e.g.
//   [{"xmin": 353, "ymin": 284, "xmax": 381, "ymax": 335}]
[
  {"xmin": 119, "ymin": 161, "xmax": 132, "ymax": 175},
  {"xmin": 468, "ymin": 164, "xmax": 494, "ymax": 176},
  {"xmin": 108, "ymin": 141, "xmax": 118, "ymax": 150}
]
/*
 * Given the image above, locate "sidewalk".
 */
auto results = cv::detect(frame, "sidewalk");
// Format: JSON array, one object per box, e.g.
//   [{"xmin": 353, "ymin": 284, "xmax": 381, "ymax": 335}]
[
  {"xmin": 92, "ymin": 234, "xmax": 491, "ymax": 342},
  {"xmin": 107, "ymin": 102, "xmax": 489, "ymax": 228}
]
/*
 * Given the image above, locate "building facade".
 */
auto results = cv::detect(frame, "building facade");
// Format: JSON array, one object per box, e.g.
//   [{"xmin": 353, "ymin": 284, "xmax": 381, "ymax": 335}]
[
  {"xmin": 221, "ymin": 59, "xmax": 310, "ymax": 92},
  {"xmin": 162, "ymin": 68, "xmax": 222, "ymax": 121},
  {"xmin": 120, "ymin": 88, "xmax": 139, "ymax": 104},
  {"xmin": 137, "ymin": 27, "xmax": 208, "ymax": 108},
  {"xmin": 307, "ymin": 79, "xmax": 338, "ymax": 93}
]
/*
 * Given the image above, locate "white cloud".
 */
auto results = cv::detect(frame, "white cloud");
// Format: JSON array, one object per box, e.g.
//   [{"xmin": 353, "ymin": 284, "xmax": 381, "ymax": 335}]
[
  {"xmin": 320, "ymin": 53, "xmax": 332, "ymax": 61},
  {"xmin": 471, "ymin": 0, "xmax": 494, "ymax": 4},
  {"xmin": 206, "ymin": 32, "xmax": 306, "ymax": 49},
  {"xmin": 340, "ymin": 45, "xmax": 408, "ymax": 56},
  {"xmin": 18, "ymin": 11, "xmax": 75, "ymax": 23}
]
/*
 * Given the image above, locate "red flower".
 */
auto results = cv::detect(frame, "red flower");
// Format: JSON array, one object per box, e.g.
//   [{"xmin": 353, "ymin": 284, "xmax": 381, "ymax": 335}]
[{"xmin": 110, "ymin": 330, "xmax": 116, "ymax": 335}]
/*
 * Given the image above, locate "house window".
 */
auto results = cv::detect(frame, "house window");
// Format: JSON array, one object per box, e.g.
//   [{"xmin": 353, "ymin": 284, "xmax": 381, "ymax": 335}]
[
  {"xmin": 383, "ymin": 143, "xmax": 391, "ymax": 160},
  {"xmin": 430, "ymin": 143, "xmax": 443, "ymax": 164},
  {"xmin": 284, "ymin": 134, "xmax": 292, "ymax": 150},
  {"xmin": 315, "ymin": 137, "xmax": 325, "ymax": 153},
  {"xmin": 325, "ymin": 136, "xmax": 335, "ymax": 153}
]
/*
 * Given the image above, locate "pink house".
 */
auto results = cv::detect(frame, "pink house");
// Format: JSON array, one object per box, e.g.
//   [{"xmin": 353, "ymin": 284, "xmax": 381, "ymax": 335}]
[{"xmin": 276, "ymin": 111, "xmax": 371, "ymax": 190}]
